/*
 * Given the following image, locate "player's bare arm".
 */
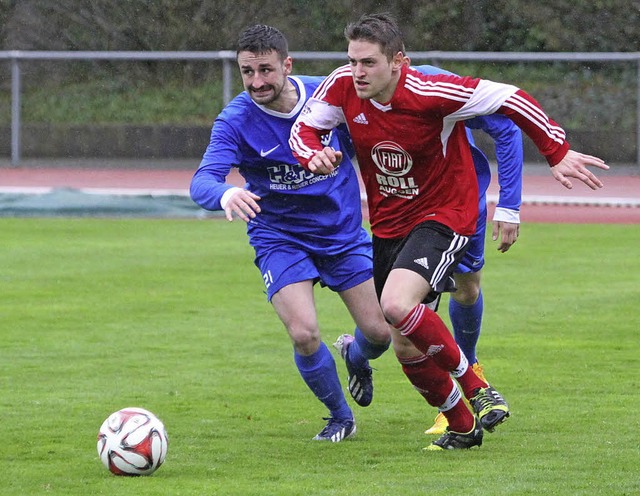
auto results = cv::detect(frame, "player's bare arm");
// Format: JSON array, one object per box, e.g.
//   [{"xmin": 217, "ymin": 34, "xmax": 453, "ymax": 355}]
[
  {"xmin": 550, "ymin": 149, "xmax": 609, "ymax": 190},
  {"xmin": 492, "ymin": 221, "xmax": 519, "ymax": 253},
  {"xmin": 307, "ymin": 147, "xmax": 343, "ymax": 175},
  {"xmin": 223, "ymin": 188, "xmax": 262, "ymax": 222}
]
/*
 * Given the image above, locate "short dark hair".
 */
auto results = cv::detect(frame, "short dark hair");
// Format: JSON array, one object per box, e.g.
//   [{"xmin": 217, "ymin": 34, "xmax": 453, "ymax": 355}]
[
  {"xmin": 236, "ymin": 24, "xmax": 289, "ymax": 60},
  {"xmin": 344, "ymin": 12, "xmax": 405, "ymax": 60}
]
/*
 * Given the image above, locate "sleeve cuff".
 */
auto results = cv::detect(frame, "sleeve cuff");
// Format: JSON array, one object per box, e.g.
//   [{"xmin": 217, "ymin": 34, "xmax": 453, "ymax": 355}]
[
  {"xmin": 546, "ymin": 141, "xmax": 571, "ymax": 166},
  {"xmin": 220, "ymin": 187, "xmax": 243, "ymax": 209},
  {"xmin": 493, "ymin": 207, "xmax": 520, "ymax": 224}
]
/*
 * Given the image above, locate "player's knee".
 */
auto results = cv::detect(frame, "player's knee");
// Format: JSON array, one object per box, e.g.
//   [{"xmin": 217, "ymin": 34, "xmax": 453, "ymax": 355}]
[
  {"xmin": 379, "ymin": 296, "xmax": 412, "ymax": 327},
  {"xmin": 287, "ymin": 325, "xmax": 321, "ymax": 354},
  {"xmin": 452, "ymin": 283, "xmax": 480, "ymax": 306},
  {"xmin": 360, "ymin": 321, "xmax": 392, "ymax": 345}
]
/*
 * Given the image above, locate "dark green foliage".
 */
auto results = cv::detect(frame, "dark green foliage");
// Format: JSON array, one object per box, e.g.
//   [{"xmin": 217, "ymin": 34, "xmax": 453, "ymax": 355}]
[
  {"xmin": 2, "ymin": 1, "xmax": 638, "ymax": 53},
  {"xmin": 0, "ymin": 1, "xmax": 638, "ymax": 133}
]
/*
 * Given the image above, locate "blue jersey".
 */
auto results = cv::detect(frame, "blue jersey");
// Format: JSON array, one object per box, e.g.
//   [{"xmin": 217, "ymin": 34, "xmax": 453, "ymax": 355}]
[
  {"xmin": 190, "ymin": 76, "xmax": 364, "ymax": 253},
  {"xmin": 414, "ymin": 65, "xmax": 523, "ymax": 221}
]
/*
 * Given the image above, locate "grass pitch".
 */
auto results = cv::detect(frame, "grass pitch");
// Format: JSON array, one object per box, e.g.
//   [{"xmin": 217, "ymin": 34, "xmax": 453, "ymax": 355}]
[{"xmin": 1, "ymin": 218, "xmax": 639, "ymax": 495}]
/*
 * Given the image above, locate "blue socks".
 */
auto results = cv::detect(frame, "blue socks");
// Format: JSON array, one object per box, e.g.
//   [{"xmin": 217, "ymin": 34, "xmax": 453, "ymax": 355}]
[
  {"xmin": 347, "ymin": 327, "xmax": 390, "ymax": 369},
  {"xmin": 449, "ymin": 290, "xmax": 484, "ymax": 365},
  {"xmin": 294, "ymin": 329, "xmax": 390, "ymax": 419},
  {"xmin": 294, "ymin": 342, "xmax": 352, "ymax": 420}
]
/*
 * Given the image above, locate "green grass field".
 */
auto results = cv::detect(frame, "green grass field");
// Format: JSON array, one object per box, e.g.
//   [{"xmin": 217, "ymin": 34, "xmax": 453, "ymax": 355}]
[{"xmin": 1, "ymin": 218, "xmax": 639, "ymax": 495}]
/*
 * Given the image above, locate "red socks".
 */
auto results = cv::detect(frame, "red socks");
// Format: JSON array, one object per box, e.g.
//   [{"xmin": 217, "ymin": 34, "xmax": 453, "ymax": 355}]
[
  {"xmin": 395, "ymin": 304, "xmax": 487, "ymax": 398},
  {"xmin": 399, "ymin": 355, "xmax": 474, "ymax": 433}
]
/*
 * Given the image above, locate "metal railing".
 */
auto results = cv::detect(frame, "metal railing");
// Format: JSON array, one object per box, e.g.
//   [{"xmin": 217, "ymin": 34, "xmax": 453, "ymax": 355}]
[{"xmin": 2, "ymin": 50, "xmax": 640, "ymax": 166}]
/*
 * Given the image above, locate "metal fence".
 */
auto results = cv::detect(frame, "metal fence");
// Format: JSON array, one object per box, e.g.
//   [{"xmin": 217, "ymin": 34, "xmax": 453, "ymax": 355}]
[{"xmin": 2, "ymin": 50, "xmax": 640, "ymax": 166}]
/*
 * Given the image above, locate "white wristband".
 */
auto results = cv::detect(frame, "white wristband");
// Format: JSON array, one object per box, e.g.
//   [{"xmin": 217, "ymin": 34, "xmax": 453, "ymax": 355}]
[
  {"xmin": 493, "ymin": 207, "xmax": 520, "ymax": 224},
  {"xmin": 220, "ymin": 187, "xmax": 244, "ymax": 209}
]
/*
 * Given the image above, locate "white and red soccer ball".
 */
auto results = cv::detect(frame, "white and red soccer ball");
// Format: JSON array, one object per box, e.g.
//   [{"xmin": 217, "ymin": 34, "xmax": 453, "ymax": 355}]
[{"xmin": 97, "ymin": 407, "xmax": 168, "ymax": 476}]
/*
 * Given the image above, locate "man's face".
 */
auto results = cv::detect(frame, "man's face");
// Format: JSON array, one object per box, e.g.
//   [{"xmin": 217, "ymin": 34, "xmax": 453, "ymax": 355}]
[
  {"xmin": 237, "ymin": 49, "xmax": 292, "ymax": 106},
  {"xmin": 347, "ymin": 39, "xmax": 401, "ymax": 103}
]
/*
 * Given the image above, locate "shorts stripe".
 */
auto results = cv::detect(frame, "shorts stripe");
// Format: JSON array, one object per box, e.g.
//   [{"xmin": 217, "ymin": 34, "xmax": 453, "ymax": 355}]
[{"xmin": 430, "ymin": 233, "xmax": 469, "ymax": 289}]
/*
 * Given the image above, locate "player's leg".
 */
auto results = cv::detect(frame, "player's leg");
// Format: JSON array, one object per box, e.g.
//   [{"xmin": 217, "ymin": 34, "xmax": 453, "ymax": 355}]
[
  {"xmin": 271, "ymin": 282, "xmax": 355, "ymax": 441},
  {"xmin": 338, "ymin": 278, "xmax": 391, "ymax": 348},
  {"xmin": 384, "ymin": 281, "xmax": 486, "ymax": 398},
  {"xmin": 387, "ymin": 272, "xmax": 508, "ymax": 432},
  {"xmin": 426, "ymin": 272, "xmax": 483, "ymax": 435},
  {"xmin": 319, "ymin": 232, "xmax": 390, "ymax": 407},
  {"xmin": 450, "ymin": 270, "xmax": 483, "ymax": 364},
  {"xmin": 393, "ymin": 334, "xmax": 483, "ymax": 450},
  {"xmin": 426, "ymin": 220, "xmax": 489, "ymax": 435},
  {"xmin": 376, "ymin": 222, "xmax": 509, "ymax": 432},
  {"xmin": 256, "ymin": 241, "xmax": 354, "ymax": 441},
  {"xmin": 372, "ymin": 224, "xmax": 480, "ymax": 394},
  {"xmin": 377, "ymin": 222, "xmax": 475, "ymax": 381},
  {"xmin": 450, "ymin": 215, "xmax": 486, "ymax": 367},
  {"xmin": 375, "ymin": 228, "xmax": 483, "ymax": 394},
  {"xmin": 335, "ymin": 278, "xmax": 391, "ymax": 406},
  {"xmin": 424, "ymin": 273, "xmax": 485, "ymax": 434}
]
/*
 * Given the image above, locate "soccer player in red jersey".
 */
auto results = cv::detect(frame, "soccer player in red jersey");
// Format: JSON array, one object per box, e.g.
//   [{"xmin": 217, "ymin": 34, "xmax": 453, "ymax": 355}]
[{"xmin": 289, "ymin": 12, "xmax": 608, "ymax": 450}]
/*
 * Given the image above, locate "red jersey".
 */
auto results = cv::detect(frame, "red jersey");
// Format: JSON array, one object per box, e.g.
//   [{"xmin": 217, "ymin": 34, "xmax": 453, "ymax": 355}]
[{"xmin": 290, "ymin": 65, "xmax": 570, "ymax": 239}]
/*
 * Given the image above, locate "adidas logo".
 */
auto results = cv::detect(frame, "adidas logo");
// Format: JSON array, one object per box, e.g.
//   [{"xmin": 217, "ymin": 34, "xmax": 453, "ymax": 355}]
[
  {"xmin": 353, "ymin": 113, "xmax": 368, "ymax": 125},
  {"xmin": 414, "ymin": 257, "xmax": 429, "ymax": 270},
  {"xmin": 426, "ymin": 344, "xmax": 444, "ymax": 356}
]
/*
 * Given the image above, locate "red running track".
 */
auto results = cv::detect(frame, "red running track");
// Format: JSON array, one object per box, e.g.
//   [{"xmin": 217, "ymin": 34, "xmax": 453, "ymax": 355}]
[{"xmin": 1, "ymin": 166, "xmax": 639, "ymax": 224}]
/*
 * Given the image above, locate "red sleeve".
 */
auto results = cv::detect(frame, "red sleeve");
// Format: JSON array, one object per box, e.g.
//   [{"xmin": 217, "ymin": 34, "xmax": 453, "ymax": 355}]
[
  {"xmin": 498, "ymin": 89, "xmax": 570, "ymax": 166},
  {"xmin": 290, "ymin": 66, "xmax": 353, "ymax": 169},
  {"xmin": 290, "ymin": 121, "xmax": 328, "ymax": 170}
]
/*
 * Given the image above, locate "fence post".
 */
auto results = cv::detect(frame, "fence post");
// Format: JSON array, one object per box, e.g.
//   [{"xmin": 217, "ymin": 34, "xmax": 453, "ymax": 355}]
[
  {"xmin": 222, "ymin": 57, "xmax": 232, "ymax": 106},
  {"xmin": 637, "ymin": 60, "xmax": 640, "ymax": 168},
  {"xmin": 10, "ymin": 56, "xmax": 21, "ymax": 166}
]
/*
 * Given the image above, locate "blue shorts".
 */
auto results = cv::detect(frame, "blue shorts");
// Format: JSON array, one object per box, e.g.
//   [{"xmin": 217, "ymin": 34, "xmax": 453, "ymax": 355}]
[
  {"xmin": 251, "ymin": 227, "xmax": 374, "ymax": 301},
  {"xmin": 455, "ymin": 204, "xmax": 487, "ymax": 274}
]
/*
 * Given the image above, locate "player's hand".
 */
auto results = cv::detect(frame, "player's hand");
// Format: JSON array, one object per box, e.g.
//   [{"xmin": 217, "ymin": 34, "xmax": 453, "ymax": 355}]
[
  {"xmin": 492, "ymin": 221, "xmax": 519, "ymax": 253},
  {"xmin": 550, "ymin": 150, "xmax": 609, "ymax": 190},
  {"xmin": 307, "ymin": 147, "xmax": 343, "ymax": 175},
  {"xmin": 224, "ymin": 189, "xmax": 261, "ymax": 222}
]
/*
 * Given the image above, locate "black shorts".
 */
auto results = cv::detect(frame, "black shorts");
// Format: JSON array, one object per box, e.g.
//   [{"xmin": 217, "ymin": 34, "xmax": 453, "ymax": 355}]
[{"xmin": 372, "ymin": 221, "xmax": 470, "ymax": 304}]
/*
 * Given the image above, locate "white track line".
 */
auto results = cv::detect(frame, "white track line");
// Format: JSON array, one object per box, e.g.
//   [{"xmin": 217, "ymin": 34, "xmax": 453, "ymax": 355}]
[{"xmin": 488, "ymin": 194, "xmax": 640, "ymax": 208}]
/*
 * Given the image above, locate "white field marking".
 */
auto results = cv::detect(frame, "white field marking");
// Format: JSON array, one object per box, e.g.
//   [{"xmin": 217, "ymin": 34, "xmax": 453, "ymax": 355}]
[{"xmin": 487, "ymin": 193, "xmax": 640, "ymax": 208}]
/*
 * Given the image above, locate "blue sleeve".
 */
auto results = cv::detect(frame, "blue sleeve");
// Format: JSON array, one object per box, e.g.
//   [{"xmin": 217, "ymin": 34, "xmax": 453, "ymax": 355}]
[
  {"xmin": 189, "ymin": 118, "xmax": 241, "ymax": 211},
  {"xmin": 413, "ymin": 64, "xmax": 454, "ymax": 77},
  {"xmin": 336, "ymin": 123, "xmax": 356, "ymax": 159},
  {"xmin": 464, "ymin": 114, "xmax": 523, "ymax": 212}
]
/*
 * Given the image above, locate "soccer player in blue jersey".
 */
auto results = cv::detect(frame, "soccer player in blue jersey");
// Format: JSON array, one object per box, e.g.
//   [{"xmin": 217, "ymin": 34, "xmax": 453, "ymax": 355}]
[{"xmin": 190, "ymin": 24, "xmax": 392, "ymax": 442}]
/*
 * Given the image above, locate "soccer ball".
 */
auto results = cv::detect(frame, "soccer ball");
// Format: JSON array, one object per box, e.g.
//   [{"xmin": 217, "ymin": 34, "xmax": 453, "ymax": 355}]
[{"xmin": 97, "ymin": 407, "xmax": 168, "ymax": 476}]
